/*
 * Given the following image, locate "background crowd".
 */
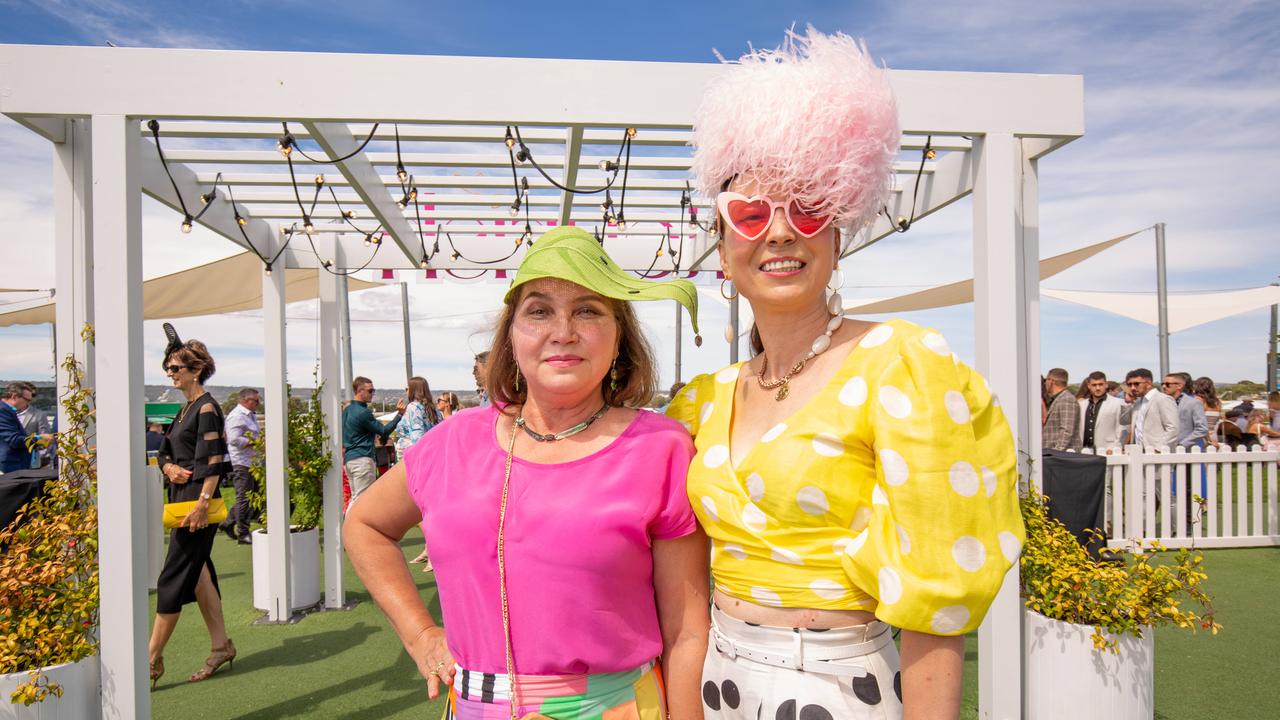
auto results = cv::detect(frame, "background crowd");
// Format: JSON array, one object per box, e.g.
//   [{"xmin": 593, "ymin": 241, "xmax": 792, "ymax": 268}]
[{"xmin": 1040, "ymin": 368, "xmax": 1280, "ymax": 453}]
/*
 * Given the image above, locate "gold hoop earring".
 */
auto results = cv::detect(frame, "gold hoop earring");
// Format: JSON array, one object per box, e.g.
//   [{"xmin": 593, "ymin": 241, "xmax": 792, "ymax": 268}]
[{"xmin": 720, "ymin": 278, "xmax": 738, "ymax": 301}]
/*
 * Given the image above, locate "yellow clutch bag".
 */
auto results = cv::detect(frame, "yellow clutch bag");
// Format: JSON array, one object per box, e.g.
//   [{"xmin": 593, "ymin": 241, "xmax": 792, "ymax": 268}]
[{"xmin": 162, "ymin": 498, "xmax": 228, "ymax": 530}]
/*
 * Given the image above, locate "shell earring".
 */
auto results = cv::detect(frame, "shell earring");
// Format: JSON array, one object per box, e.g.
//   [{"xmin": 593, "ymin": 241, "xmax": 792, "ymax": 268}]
[{"xmin": 827, "ymin": 267, "xmax": 845, "ymax": 315}]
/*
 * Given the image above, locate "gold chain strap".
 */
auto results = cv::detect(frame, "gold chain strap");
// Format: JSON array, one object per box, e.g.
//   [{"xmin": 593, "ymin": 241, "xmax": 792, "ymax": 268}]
[{"xmin": 498, "ymin": 417, "xmax": 520, "ymax": 720}]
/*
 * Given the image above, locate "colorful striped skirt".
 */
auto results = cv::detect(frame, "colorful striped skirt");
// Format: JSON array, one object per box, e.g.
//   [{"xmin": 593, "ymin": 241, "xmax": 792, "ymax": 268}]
[{"xmin": 445, "ymin": 662, "xmax": 666, "ymax": 720}]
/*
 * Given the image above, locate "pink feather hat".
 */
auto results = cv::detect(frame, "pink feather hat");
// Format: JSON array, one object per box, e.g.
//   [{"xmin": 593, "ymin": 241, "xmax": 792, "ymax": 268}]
[{"xmin": 691, "ymin": 27, "xmax": 900, "ymax": 234}]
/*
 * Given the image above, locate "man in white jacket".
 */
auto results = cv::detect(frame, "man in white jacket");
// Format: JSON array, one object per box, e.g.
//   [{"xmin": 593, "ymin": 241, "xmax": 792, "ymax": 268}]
[
  {"xmin": 1078, "ymin": 371, "xmax": 1125, "ymax": 451},
  {"xmin": 1119, "ymin": 368, "xmax": 1179, "ymax": 451}
]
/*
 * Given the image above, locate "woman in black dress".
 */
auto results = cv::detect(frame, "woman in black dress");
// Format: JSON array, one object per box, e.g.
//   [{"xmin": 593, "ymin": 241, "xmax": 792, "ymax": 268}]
[{"xmin": 149, "ymin": 333, "xmax": 236, "ymax": 687}]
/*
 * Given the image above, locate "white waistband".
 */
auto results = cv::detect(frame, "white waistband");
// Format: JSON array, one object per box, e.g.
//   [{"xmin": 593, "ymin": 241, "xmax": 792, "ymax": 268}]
[{"xmin": 711, "ymin": 605, "xmax": 891, "ymax": 676}]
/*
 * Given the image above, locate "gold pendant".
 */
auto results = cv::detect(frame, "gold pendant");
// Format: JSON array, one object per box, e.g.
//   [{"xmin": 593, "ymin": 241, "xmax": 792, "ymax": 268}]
[{"xmin": 775, "ymin": 384, "xmax": 789, "ymax": 402}]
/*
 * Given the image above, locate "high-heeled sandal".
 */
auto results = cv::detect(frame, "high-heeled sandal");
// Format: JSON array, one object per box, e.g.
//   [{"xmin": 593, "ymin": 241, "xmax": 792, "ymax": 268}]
[
  {"xmin": 189, "ymin": 639, "xmax": 236, "ymax": 682},
  {"xmin": 150, "ymin": 656, "xmax": 164, "ymax": 689},
  {"xmin": 409, "ymin": 550, "xmax": 430, "ymax": 564}
]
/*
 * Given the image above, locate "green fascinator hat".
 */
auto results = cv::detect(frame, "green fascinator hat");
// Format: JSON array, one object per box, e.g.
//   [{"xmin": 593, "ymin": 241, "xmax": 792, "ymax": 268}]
[{"xmin": 505, "ymin": 226, "xmax": 701, "ymax": 342}]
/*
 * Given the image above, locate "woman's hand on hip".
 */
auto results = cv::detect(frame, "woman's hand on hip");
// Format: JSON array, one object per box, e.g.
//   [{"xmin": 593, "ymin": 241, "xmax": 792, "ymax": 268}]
[{"xmin": 408, "ymin": 626, "xmax": 456, "ymax": 699}]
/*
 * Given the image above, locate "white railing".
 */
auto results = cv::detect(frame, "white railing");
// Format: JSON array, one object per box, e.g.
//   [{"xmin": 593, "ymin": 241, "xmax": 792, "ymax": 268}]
[{"xmin": 1072, "ymin": 444, "xmax": 1279, "ymax": 549}]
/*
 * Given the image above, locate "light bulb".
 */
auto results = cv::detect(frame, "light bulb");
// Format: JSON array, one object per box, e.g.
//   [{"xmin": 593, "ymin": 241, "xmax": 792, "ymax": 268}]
[
  {"xmin": 363, "ymin": 234, "xmax": 372, "ymax": 247},
  {"xmin": 508, "ymin": 202, "xmax": 520, "ymax": 217},
  {"xmin": 896, "ymin": 216, "xmax": 908, "ymax": 229},
  {"xmin": 626, "ymin": 127, "xmax": 637, "ymax": 138},
  {"xmin": 265, "ymin": 265, "xmax": 273, "ymax": 276},
  {"xmin": 314, "ymin": 174, "xmax": 325, "ymax": 186},
  {"xmin": 925, "ymin": 148, "xmax": 937, "ymax": 160},
  {"xmin": 180, "ymin": 216, "xmax": 193, "ymax": 234},
  {"xmin": 504, "ymin": 127, "xmax": 515, "ymax": 150},
  {"xmin": 419, "ymin": 258, "xmax": 429, "ymax": 269},
  {"xmin": 451, "ymin": 251, "xmax": 460, "ymax": 261},
  {"xmin": 303, "ymin": 217, "xmax": 315, "ymax": 234},
  {"xmin": 199, "ymin": 192, "xmax": 213, "ymax": 206},
  {"xmin": 276, "ymin": 137, "xmax": 293, "ymax": 156},
  {"xmin": 409, "ymin": 188, "xmax": 417, "ymax": 201},
  {"xmin": 598, "ymin": 159, "xmax": 616, "ymax": 172},
  {"xmin": 600, "ymin": 199, "xmax": 611, "ymax": 213},
  {"xmin": 345, "ymin": 210, "xmax": 357, "ymax": 220},
  {"xmin": 396, "ymin": 165, "xmax": 408, "ymax": 183},
  {"xmin": 397, "ymin": 199, "xmax": 406, "ymax": 210},
  {"xmin": 617, "ymin": 220, "xmax": 627, "ymax": 231},
  {"xmin": 236, "ymin": 215, "xmax": 246, "ymax": 227}
]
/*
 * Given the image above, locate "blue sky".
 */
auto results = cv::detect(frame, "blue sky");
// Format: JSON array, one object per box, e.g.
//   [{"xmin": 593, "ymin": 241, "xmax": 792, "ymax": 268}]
[{"xmin": 1, "ymin": 0, "xmax": 1278, "ymax": 391}]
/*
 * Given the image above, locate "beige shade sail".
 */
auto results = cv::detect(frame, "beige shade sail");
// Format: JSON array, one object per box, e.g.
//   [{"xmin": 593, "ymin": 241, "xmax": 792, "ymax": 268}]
[
  {"xmin": 1041, "ymin": 285, "xmax": 1280, "ymax": 333},
  {"xmin": 0, "ymin": 251, "xmax": 381, "ymax": 327},
  {"xmin": 842, "ymin": 231, "xmax": 1141, "ymax": 315}
]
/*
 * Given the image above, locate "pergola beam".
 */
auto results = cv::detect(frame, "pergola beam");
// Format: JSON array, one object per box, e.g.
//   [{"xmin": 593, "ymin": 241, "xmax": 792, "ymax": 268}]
[
  {"xmin": 558, "ymin": 126, "xmax": 584, "ymax": 226},
  {"xmin": 847, "ymin": 147, "xmax": 975, "ymax": 256},
  {"xmin": 138, "ymin": 139, "xmax": 274, "ymax": 255},
  {"xmin": 304, "ymin": 121, "xmax": 423, "ymax": 266}
]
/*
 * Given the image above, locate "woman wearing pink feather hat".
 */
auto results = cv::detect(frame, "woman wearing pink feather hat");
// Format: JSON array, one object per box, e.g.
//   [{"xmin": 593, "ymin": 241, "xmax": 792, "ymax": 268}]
[{"xmin": 668, "ymin": 27, "xmax": 1024, "ymax": 719}]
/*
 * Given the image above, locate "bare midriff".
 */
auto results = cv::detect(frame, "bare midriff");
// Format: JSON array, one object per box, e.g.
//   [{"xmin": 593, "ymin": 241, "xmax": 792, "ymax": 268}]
[{"xmin": 714, "ymin": 588, "xmax": 878, "ymax": 630}]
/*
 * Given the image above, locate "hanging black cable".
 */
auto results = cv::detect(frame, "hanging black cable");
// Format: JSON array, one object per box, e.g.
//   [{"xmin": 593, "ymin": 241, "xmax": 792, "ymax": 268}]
[
  {"xmin": 303, "ymin": 226, "xmax": 383, "ymax": 276},
  {"xmin": 507, "ymin": 126, "xmax": 630, "ymax": 195},
  {"xmin": 882, "ymin": 135, "xmax": 933, "ymax": 233},
  {"xmin": 278, "ymin": 121, "xmax": 381, "ymax": 164},
  {"xmin": 444, "ymin": 231, "xmax": 523, "ymax": 265}
]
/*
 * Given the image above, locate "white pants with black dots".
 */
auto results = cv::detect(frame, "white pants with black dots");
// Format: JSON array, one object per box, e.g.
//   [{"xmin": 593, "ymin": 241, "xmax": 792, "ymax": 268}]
[{"xmin": 702, "ymin": 605, "xmax": 903, "ymax": 720}]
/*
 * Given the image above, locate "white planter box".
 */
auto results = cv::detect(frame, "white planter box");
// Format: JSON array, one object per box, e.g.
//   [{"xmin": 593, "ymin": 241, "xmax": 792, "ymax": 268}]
[
  {"xmin": 0, "ymin": 655, "xmax": 100, "ymax": 720},
  {"xmin": 251, "ymin": 526, "xmax": 321, "ymax": 612},
  {"xmin": 1024, "ymin": 608, "xmax": 1153, "ymax": 720}
]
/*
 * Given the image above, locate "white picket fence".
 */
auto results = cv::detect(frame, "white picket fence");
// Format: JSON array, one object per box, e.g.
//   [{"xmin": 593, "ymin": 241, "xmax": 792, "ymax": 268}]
[{"xmin": 1072, "ymin": 444, "xmax": 1280, "ymax": 549}]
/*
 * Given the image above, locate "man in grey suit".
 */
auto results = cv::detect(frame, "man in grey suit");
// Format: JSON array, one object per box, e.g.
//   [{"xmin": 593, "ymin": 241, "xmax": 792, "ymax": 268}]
[
  {"xmin": 1165, "ymin": 372, "xmax": 1207, "ymax": 451},
  {"xmin": 1120, "ymin": 368, "xmax": 1178, "ymax": 451},
  {"xmin": 1043, "ymin": 368, "xmax": 1082, "ymax": 451},
  {"xmin": 1078, "ymin": 371, "xmax": 1125, "ymax": 451}
]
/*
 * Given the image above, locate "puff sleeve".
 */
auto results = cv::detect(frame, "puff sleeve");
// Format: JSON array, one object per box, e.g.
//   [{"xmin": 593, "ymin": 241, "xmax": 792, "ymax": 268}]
[
  {"xmin": 665, "ymin": 372, "xmax": 715, "ymax": 439},
  {"xmin": 840, "ymin": 329, "xmax": 1024, "ymax": 635}
]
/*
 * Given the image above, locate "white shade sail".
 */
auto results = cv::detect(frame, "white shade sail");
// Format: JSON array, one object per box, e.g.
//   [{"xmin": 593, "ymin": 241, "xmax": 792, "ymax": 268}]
[
  {"xmin": 0, "ymin": 251, "xmax": 380, "ymax": 327},
  {"xmin": 842, "ymin": 230, "xmax": 1140, "ymax": 315},
  {"xmin": 1042, "ymin": 285, "xmax": 1280, "ymax": 333}
]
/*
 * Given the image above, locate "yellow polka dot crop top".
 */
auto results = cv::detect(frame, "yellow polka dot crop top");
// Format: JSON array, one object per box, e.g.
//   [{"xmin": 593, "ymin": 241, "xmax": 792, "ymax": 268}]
[{"xmin": 667, "ymin": 319, "xmax": 1024, "ymax": 636}]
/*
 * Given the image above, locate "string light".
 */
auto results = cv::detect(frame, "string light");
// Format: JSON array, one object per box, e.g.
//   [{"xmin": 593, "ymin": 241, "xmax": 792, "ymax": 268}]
[
  {"xmin": 626, "ymin": 127, "xmax": 637, "ymax": 138},
  {"xmin": 344, "ymin": 210, "xmax": 357, "ymax": 220},
  {"xmin": 236, "ymin": 214, "xmax": 247, "ymax": 227},
  {"xmin": 419, "ymin": 258, "xmax": 429, "ymax": 269},
  {"xmin": 322, "ymin": 260, "xmax": 333, "ymax": 270},
  {"xmin": 396, "ymin": 164, "xmax": 408, "ymax": 183},
  {"xmin": 363, "ymin": 233, "xmax": 373, "ymax": 247},
  {"xmin": 303, "ymin": 216, "xmax": 315, "ymax": 235},
  {"xmin": 598, "ymin": 159, "xmax": 618, "ymax": 172},
  {"xmin": 925, "ymin": 147, "xmax": 937, "ymax": 160},
  {"xmin": 180, "ymin": 215, "xmax": 193, "ymax": 233},
  {"xmin": 504, "ymin": 126, "xmax": 515, "ymax": 150},
  {"xmin": 276, "ymin": 134, "xmax": 295, "ymax": 157},
  {"xmin": 199, "ymin": 191, "xmax": 215, "ymax": 206},
  {"xmin": 264, "ymin": 264, "xmax": 273, "ymax": 276},
  {"xmin": 509, "ymin": 199, "xmax": 521, "ymax": 217},
  {"xmin": 314, "ymin": 174, "xmax": 325, "ymax": 187}
]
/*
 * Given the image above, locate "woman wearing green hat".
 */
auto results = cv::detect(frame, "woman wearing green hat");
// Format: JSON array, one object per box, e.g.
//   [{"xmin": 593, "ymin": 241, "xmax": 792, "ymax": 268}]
[{"xmin": 346, "ymin": 227, "xmax": 708, "ymax": 719}]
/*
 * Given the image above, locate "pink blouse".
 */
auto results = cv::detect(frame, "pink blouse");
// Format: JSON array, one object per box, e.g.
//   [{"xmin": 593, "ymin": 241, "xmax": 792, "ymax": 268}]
[{"xmin": 403, "ymin": 405, "xmax": 697, "ymax": 675}]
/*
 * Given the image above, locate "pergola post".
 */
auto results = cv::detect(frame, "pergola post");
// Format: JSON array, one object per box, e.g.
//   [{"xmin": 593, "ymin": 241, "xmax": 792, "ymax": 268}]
[
  {"xmin": 53, "ymin": 117, "xmax": 95, "ymax": 421},
  {"xmin": 338, "ymin": 273, "xmax": 354, "ymax": 402},
  {"xmin": 90, "ymin": 114, "xmax": 149, "ymax": 720},
  {"xmin": 972, "ymin": 132, "xmax": 1037, "ymax": 720},
  {"xmin": 262, "ymin": 251, "xmax": 292, "ymax": 620},
  {"xmin": 318, "ymin": 249, "xmax": 346, "ymax": 608}
]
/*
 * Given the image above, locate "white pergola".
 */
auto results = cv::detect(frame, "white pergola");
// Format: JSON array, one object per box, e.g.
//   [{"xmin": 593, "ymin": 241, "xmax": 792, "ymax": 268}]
[{"xmin": 0, "ymin": 44, "xmax": 1082, "ymax": 719}]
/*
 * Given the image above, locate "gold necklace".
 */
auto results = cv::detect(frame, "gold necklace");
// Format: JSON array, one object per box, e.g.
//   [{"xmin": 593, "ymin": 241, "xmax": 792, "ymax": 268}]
[{"xmin": 755, "ymin": 314, "xmax": 843, "ymax": 401}]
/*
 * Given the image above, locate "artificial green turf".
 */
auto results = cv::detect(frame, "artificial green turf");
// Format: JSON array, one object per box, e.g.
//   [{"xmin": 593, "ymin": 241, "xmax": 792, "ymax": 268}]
[
  {"xmin": 149, "ymin": 509, "xmax": 1277, "ymax": 719},
  {"xmin": 148, "ymin": 525, "xmax": 448, "ymax": 719}
]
